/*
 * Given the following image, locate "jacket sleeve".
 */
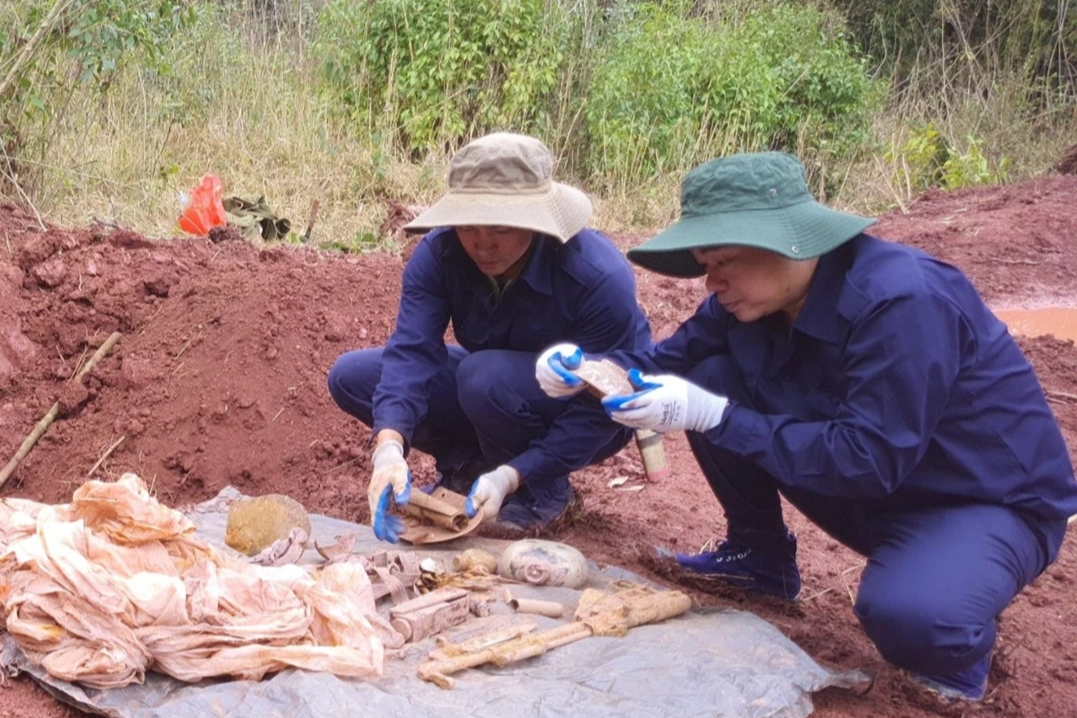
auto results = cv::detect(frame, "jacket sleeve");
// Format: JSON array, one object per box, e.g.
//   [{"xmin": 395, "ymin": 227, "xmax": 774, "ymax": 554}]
[
  {"xmin": 571, "ymin": 269, "xmax": 650, "ymax": 354},
  {"xmin": 371, "ymin": 239, "xmax": 452, "ymax": 447},
  {"xmin": 709, "ymin": 293, "xmax": 967, "ymax": 499}
]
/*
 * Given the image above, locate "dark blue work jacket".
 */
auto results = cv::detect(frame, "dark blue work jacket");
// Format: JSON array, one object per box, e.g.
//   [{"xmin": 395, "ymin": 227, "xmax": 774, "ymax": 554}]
[
  {"xmin": 373, "ymin": 227, "xmax": 652, "ymax": 473},
  {"xmin": 620, "ymin": 234, "xmax": 1077, "ymax": 546}
]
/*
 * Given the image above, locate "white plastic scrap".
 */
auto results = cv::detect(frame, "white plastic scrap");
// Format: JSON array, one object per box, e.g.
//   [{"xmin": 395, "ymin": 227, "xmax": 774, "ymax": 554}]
[{"xmin": 0, "ymin": 474, "xmax": 399, "ymax": 688}]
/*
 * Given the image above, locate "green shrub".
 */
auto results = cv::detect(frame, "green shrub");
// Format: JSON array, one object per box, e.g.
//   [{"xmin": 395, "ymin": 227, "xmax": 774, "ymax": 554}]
[
  {"xmin": 583, "ymin": 4, "xmax": 735, "ymax": 179},
  {"xmin": 942, "ymin": 136, "xmax": 1009, "ymax": 189},
  {"xmin": 886, "ymin": 123, "xmax": 1009, "ymax": 191},
  {"xmin": 314, "ymin": 0, "xmax": 570, "ymax": 153},
  {"xmin": 584, "ymin": 1, "xmax": 880, "ymax": 179}
]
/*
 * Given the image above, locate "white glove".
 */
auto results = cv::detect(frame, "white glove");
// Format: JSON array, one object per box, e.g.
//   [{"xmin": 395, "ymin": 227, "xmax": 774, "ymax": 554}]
[
  {"xmin": 601, "ymin": 369, "xmax": 729, "ymax": 434},
  {"xmin": 535, "ymin": 343, "xmax": 585, "ymax": 398},
  {"xmin": 368, "ymin": 440, "xmax": 411, "ymax": 542},
  {"xmin": 464, "ymin": 465, "xmax": 521, "ymax": 523}
]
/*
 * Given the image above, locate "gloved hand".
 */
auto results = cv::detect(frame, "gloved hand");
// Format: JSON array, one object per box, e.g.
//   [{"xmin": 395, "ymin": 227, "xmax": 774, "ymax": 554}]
[
  {"xmin": 535, "ymin": 343, "xmax": 585, "ymax": 398},
  {"xmin": 368, "ymin": 440, "xmax": 411, "ymax": 543},
  {"xmin": 601, "ymin": 368, "xmax": 729, "ymax": 434},
  {"xmin": 465, "ymin": 465, "xmax": 521, "ymax": 523}
]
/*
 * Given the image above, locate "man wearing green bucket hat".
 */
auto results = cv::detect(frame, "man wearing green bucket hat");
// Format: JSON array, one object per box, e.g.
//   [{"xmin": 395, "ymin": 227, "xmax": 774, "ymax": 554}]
[{"xmin": 535, "ymin": 151, "xmax": 1077, "ymax": 701}]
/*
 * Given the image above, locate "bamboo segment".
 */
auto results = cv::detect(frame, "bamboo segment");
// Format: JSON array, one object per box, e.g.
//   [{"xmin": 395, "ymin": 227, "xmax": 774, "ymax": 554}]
[
  {"xmin": 634, "ymin": 429, "xmax": 670, "ymax": 483},
  {"xmin": 508, "ymin": 596, "xmax": 565, "ymax": 618},
  {"xmin": 0, "ymin": 404, "xmax": 60, "ymax": 488}
]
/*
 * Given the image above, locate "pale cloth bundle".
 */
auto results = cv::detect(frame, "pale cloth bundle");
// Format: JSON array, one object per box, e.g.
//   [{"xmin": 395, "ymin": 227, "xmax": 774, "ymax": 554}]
[{"xmin": 0, "ymin": 474, "xmax": 398, "ymax": 688}]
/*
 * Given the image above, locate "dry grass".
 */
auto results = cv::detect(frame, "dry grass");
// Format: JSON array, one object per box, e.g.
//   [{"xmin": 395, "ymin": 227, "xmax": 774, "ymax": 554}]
[{"xmin": 17, "ymin": 19, "xmax": 446, "ymax": 251}]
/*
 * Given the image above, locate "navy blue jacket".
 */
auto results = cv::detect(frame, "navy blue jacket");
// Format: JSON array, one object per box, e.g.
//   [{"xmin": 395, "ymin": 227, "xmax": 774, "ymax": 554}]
[
  {"xmin": 617, "ymin": 234, "xmax": 1077, "ymax": 548},
  {"xmin": 373, "ymin": 227, "xmax": 652, "ymax": 477}
]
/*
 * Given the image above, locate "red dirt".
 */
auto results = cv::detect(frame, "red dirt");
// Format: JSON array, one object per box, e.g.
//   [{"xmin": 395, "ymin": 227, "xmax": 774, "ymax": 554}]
[{"xmin": 2, "ymin": 175, "xmax": 1077, "ymax": 717}]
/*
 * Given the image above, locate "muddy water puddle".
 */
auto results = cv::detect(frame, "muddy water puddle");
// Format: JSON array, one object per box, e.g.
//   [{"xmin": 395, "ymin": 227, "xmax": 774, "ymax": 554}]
[{"xmin": 995, "ymin": 307, "xmax": 1077, "ymax": 342}]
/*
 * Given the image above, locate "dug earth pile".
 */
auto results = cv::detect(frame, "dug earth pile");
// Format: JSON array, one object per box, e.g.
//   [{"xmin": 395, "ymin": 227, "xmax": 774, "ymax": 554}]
[{"xmin": 2, "ymin": 176, "xmax": 1077, "ymax": 718}]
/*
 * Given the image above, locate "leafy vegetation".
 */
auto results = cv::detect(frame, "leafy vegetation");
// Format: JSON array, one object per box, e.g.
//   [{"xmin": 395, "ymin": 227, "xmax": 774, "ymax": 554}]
[
  {"xmin": 585, "ymin": 2, "xmax": 879, "ymax": 180},
  {"xmin": 0, "ymin": 0, "xmax": 1073, "ymax": 245},
  {"xmin": 315, "ymin": 0, "xmax": 569, "ymax": 152}
]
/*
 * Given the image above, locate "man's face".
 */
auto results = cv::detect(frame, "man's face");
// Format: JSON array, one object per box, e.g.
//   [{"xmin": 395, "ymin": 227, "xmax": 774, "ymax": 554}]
[
  {"xmin": 690, "ymin": 246, "xmax": 819, "ymax": 324},
  {"xmin": 456, "ymin": 225, "xmax": 535, "ymax": 278}
]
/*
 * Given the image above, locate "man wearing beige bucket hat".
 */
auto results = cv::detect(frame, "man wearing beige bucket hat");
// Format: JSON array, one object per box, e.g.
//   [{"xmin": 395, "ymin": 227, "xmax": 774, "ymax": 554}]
[
  {"xmin": 536, "ymin": 151, "xmax": 1077, "ymax": 702},
  {"xmin": 328, "ymin": 132, "xmax": 651, "ymax": 540}
]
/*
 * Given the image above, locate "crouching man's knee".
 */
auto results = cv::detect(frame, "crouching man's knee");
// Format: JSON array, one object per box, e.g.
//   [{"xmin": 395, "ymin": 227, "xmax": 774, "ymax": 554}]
[{"xmin": 854, "ymin": 578, "xmax": 994, "ymax": 676}]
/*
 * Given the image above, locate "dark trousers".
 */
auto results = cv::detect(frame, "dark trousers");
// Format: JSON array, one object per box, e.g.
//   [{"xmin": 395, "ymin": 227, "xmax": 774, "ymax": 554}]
[
  {"xmin": 327, "ymin": 346, "xmax": 630, "ymax": 496},
  {"xmin": 684, "ymin": 354, "xmax": 1057, "ymax": 677}
]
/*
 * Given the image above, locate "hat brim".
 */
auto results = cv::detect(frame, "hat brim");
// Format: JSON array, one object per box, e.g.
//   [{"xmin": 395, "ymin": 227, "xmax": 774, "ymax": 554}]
[
  {"xmin": 403, "ymin": 182, "xmax": 592, "ymax": 243},
  {"xmin": 626, "ymin": 199, "xmax": 876, "ymax": 277}
]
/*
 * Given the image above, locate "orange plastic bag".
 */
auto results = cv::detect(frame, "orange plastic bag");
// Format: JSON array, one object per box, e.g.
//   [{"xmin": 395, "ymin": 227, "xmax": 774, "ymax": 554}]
[{"xmin": 178, "ymin": 174, "xmax": 227, "ymax": 236}]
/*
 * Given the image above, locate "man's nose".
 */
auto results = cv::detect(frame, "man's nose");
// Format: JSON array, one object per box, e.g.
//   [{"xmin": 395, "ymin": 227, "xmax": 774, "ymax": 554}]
[{"xmin": 706, "ymin": 269, "xmax": 727, "ymax": 293}]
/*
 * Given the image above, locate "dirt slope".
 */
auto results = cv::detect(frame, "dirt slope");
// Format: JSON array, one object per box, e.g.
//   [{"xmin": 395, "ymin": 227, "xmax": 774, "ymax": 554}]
[{"xmin": 2, "ymin": 175, "xmax": 1077, "ymax": 717}]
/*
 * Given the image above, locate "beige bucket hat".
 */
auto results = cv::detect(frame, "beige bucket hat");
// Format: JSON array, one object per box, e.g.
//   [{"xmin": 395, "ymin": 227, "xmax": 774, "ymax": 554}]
[{"xmin": 404, "ymin": 133, "xmax": 593, "ymax": 242}]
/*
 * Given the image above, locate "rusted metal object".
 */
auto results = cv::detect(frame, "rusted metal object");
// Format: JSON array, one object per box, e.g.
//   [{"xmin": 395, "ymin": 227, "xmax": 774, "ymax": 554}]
[
  {"xmin": 418, "ymin": 582, "xmax": 692, "ymax": 689},
  {"xmin": 248, "ymin": 527, "xmax": 309, "ymax": 567},
  {"xmin": 398, "ymin": 488, "xmax": 484, "ymax": 545},
  {"xmin": 451, "ymin": 548, "xmax": 499, "ymax": 574},
  {"xmin": 389, "ymin": 587, "xmax": 471, "ymax": 643},
  {"xmin": 572, "ymin": 357, "xmax": 634, "ymax": 397},
  {"xmin": 314, "ymin": 532, "xmax": 357, "ymax": 564}
]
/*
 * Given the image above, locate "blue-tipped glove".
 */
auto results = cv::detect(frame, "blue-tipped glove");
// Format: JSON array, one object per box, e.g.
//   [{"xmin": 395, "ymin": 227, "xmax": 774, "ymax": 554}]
[
  {"xmin": 465, "ymin": 466, "xmax": 520, "ymax": 523},
  {"xmin": 373, "ymin": 485, "xmax": 407, "ymax": 543},
  {"xmin": 535, "ymin": 343, "xmax": 585, "ymax": 398},
  {"xmin": 601, "ymin": 368, "xmax": 730, "ymax": 434},
  {"xmin": 368, "ymin": 440, "xmax": 411, "ymax": 543}
]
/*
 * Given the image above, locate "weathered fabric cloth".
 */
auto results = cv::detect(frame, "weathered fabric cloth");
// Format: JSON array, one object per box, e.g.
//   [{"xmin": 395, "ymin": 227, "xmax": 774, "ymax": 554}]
[
  {"xmin": 223, "ymin": 195, "xmax": 291, "ymax": 240},
  {"xmin": 0, "ymin": 474, "xmax": 395, "ymax": 688}
]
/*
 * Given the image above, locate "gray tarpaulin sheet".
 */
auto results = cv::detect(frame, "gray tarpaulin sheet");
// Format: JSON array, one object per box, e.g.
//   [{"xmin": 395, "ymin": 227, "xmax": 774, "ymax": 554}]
[{"xmin": 1, "ymin": 487, "xmax": 870, "ymax": 718}]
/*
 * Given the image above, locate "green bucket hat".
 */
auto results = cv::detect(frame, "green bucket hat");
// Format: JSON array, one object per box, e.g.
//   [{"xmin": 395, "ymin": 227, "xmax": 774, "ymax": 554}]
[{"xmin": 627, "ymin": 152, "xmax": 876, "ymax": 278}]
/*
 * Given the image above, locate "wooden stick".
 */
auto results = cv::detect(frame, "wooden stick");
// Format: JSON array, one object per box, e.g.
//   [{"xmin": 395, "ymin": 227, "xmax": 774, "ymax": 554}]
[
  {"xmin": 75, "ymin": 332, "xmax": 121, "ymax": 381},
  {"xmin": 1046, "ymin": 389, "xmax": 1077, "ymax": 402},
  {"xmin": 0, "ymin": 404, "xmax": 60, "ymax": 488},
  {"xmin": 86, "ymin": 435, "xmax": 126, "ymax": 477},
  {"xmin": 0, "ymin": 332, "xmax": 122, "ymax": 489},
  {"xmin": 302, "ymin": 199, "xmax": 320, "ymax": 243}
]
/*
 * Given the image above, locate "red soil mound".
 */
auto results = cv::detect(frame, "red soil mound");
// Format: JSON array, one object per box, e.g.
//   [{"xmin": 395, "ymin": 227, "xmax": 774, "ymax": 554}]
[{"xmin": 2, "ymin": 175, "xmax": 1077, "ymax": 717}]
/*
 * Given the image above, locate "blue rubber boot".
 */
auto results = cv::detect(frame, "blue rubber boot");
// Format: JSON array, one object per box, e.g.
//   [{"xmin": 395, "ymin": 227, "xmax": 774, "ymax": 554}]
[
  {"xmin": 674, "ymin": 527, "xmax": 801, "ymax": 601},
  {"xmin": 911, "ymin": 650, "xmax": 991, "ymax": 701},
  {"xmin": 495, "ymin": 479, "xmax": 575, "ymax": 531}
]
